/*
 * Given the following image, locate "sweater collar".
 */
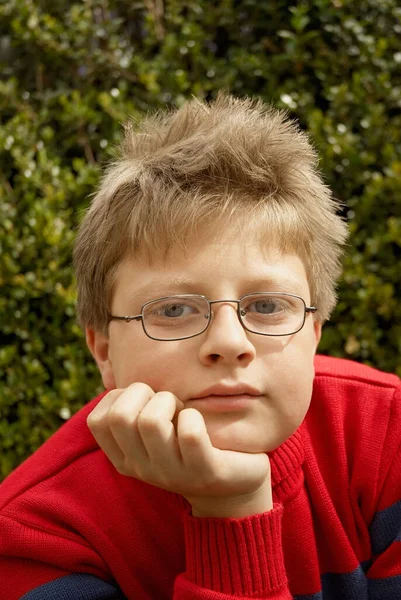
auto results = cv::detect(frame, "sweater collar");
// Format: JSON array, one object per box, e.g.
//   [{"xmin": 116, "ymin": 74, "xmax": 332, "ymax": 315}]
[{"xmin": 267, "ymin": 425, "xmax": 305, "ymax": 502}]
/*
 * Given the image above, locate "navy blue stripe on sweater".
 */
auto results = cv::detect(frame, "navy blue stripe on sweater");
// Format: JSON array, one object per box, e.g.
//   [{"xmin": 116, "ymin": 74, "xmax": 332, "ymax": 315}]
[
  {"xmin": 369, "ymin": 498, "xmax": 401, "ymax": 555},
  {"xmin": 294, "ymin": 565, "xmax": 367, "ymax": 599},
  {"xmin": 321, "ymin": 566, "xmax": 368, "ymax": 598},
  {"xmin": 18, "ymin": 567, "xmax": 401, "ymax": 599},
  {"xmin": 20, "ymin": 573, "xmax": 126, "ymax": 600},
  {"xmin": 293, "ymin": 567, "xmax": 401, "ymax": 600},
  {"xmin": 368, "ymin": 575, "xmax": 401, "ymax": 600}
]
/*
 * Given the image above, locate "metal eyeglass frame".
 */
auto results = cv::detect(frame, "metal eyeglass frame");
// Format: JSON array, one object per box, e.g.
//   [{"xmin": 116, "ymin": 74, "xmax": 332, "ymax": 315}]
[{"xmin": 108, "ymin": 292, "xmax": 317, "ymax": 342}]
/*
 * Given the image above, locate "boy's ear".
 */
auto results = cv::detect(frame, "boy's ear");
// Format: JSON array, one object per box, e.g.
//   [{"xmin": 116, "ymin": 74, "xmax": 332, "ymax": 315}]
[
  {"xmin": 85, "ymin": 327, "xmax": 116, "ymax": 391},
  {"xmin": 313, "ymin": 320, "xmax": 322, "ymax": 352}
]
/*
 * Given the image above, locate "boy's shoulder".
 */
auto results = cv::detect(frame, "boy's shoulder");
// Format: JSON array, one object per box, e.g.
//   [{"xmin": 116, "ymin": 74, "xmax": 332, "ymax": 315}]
[
  {"xmin": 314, "ymin": 354, "xmax": 400, "ymax": 389},
  {"xmin": 309, "ymin": 355, "xmax": 401, "ymax": 463},
  {"xmin": 305, "ymin": 356, "xmax": 401, "ymax": 540},
  {"xmin": 0, "ymin": 392, "xmax": 108, "ymax": 511},
  {"xmin": 309, "ymin": 355, "xmax": 401, "ymax": 448}
]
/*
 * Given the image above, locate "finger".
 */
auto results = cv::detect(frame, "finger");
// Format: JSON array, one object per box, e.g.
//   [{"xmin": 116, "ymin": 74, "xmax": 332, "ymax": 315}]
[
  {"xmin": 176, "ymin": 408, "xmax": 215, "ymax": 472},
  {"xmin": 86, "ymin": 389, "xmax": 126, "ymax": 468},
  {"xmin": 87, "ymin": 388, "xmax": 123, "ymax": 426},
  {"xmin": 137, "ymin": 392, "xmax": 184, "ymax": 467},
  {"xmin": 107, "ymin": 383, "xmax": 155, "ymax": 467},
  {"xmin": 211, "ymin": 448, "xmax": 271, "ymax": 496}
]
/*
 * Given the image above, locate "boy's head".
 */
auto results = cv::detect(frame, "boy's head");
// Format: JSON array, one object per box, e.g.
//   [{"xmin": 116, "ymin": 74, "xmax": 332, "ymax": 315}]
[{"xmin": 74, "ymin": 92, "xmax": 348, "ymax": 452}]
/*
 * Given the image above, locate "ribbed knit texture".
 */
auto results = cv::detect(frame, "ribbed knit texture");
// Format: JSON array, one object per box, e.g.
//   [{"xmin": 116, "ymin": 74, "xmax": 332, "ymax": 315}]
[
  {"xmin": 1, "ymin": 356, "xmax": 401, "ymax": 600},
  {"xmin": 184, "ymin": 506, "xmax": 286, "ymax": 595}
]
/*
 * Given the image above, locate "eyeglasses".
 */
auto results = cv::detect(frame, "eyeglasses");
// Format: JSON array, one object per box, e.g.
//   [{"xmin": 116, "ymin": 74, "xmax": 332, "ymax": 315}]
[{"xmin": 108, "ymin": 292, "xmax": 317, "ymax": 342}]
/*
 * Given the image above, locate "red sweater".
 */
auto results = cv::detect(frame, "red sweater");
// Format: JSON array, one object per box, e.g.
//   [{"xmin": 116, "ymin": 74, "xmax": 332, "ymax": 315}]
[{"xmin": 1, "ymin": 355, "xmax": 401, "ymax": 599}]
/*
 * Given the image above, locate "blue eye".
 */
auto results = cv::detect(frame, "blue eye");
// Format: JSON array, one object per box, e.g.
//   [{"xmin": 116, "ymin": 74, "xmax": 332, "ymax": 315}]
[
  {"xmin": 162, "ymin": 303, "xmax": 188, "ymax": 318},
  {"xmin": 246, "ymin": 299, "xmax": 282, "ymax": 314},
  {"xmin": 255, "ymin": 300, "xmax": 278, "ymax": 314},
  {"xmin": 151, "ymin": 301, "xmax": 201, "ymax": 319}
]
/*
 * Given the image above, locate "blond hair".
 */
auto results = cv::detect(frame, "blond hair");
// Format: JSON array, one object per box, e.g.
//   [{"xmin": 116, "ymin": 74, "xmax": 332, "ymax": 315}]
[{"xmin": 73, "ymin": 92, "xmax": 348, "ymax": 334}]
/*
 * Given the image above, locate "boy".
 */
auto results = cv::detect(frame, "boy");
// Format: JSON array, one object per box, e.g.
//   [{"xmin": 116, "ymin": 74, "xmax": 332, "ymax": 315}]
[{"xmin": 1, "ymin": 93, "xmax": 401, "ymax": 599}]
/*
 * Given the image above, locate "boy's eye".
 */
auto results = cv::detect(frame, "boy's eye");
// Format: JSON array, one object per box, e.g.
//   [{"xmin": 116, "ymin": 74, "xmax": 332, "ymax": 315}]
[
  {"xmin": 148, "ymin": 300, "xmax": 201, "ymax": 319},
  {"xmin": 160, "ymin": 303, "xmax": 193, "ymax": 318},
  {"xmin": 245, "ymin": 298, "xmax": 284, "ymax": 314},
  {"xmin": 251, "ymin": 300, "xmax": 279, "ymax": 314}
]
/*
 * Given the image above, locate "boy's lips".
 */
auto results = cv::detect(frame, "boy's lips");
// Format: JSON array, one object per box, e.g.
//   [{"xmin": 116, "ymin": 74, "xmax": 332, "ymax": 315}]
[
  {"xmin": 186, "ymin": 384, "xmax": 263, "ymax": 412},
  {"xmin": 189, "ymin": 383, "xmax": 263, "ymax": 401}
]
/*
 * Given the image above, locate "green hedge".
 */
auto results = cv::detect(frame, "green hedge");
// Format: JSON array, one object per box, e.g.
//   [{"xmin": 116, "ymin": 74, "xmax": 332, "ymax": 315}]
[{"xmin": 1, "ymin": 0, "xmax": 401, "ymax": 479}]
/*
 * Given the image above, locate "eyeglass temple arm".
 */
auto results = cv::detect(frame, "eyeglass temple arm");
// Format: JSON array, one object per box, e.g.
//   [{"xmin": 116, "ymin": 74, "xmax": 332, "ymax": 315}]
[{"xmin": 108, "ymin": 315, "xmax": 142, "ymax": 323}]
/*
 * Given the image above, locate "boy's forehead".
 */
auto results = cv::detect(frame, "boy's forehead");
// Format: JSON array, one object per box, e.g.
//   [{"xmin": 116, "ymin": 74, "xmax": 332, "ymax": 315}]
[
  {"xmin": 131, "ymin": 219, "xmax": 289, "ymax": 264},
  {"xmin": 125, "ymin": 235, "xmax": 285, "ymax": 270},
  {"xmin": 113, "ymin": 236, "xmax": 310, "ymax": 302}
]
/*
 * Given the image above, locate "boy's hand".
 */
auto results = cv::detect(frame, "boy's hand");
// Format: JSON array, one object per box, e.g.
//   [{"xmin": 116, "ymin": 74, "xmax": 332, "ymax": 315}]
[{"xmin": 87, "ymin": 383, "xmax": 273, "ymax": 518}]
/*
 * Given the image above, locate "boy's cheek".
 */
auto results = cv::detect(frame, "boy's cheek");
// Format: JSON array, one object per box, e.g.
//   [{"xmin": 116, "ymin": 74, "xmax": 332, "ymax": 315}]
[
  {"xmin": 198, "ymin": 393, "xmax": 310, "ymax": 454},
  {"xmin": 111, "ymin": 348, "xmax": 188, "ymax": 394}
]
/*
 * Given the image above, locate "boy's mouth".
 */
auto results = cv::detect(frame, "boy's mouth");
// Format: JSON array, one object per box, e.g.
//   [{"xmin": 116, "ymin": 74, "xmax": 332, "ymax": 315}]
[
  {"xmin": 187, "ymin": 384, "xmax": 263, "ymax": 412},
  {"xmin": 191, "ymin": 383, "xmax": 262, "ymax": 400}
]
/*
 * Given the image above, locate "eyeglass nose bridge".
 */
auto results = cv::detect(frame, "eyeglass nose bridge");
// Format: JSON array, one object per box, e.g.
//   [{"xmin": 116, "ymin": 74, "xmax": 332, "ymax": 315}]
[{"xmin": 205, "ymin": 299, "xmax": 245, "ymax": 328}]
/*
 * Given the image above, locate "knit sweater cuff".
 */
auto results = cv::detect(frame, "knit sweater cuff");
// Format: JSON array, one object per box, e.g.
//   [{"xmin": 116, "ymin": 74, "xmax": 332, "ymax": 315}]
[{"xmin": 183, "ymin": 504, "xmax": 287, "ymax": 596}]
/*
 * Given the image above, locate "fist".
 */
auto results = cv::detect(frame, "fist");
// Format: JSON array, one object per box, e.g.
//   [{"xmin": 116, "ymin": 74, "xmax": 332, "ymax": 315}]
[{"xmin": 87, "ymin": 383, "xmax": 273, "ymax": 517}]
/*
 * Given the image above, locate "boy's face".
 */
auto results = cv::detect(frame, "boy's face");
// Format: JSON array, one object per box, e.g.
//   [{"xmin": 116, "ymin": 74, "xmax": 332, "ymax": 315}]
[{"xmin": 87, "ymin": 231, "xmax": 321, "ymax": 453}]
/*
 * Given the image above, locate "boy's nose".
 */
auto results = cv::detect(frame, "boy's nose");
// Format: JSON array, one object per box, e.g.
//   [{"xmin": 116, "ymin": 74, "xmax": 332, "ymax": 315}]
[{"xmin": 198, "ymin": 303, "xmax": 256, "ymax": 366}]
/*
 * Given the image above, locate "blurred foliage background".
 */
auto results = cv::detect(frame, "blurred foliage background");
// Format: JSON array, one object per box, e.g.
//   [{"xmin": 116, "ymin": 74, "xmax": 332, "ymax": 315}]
[{"xmin": 1, "ymin": 0, "xmax": 401, "ymax": 479}]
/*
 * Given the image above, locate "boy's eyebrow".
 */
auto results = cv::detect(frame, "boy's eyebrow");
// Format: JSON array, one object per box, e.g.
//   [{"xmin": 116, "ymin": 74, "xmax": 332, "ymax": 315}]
[
  {"xmin": 127, "ymin": 278, "xmax": 199, "ymax": 304},
  {"xmin": 244, "ymin": 276, "xmax": 305, "ymax": 295},
  {"xmin": 128, "ymin": 275, "xmax": 305, "ymax": 305}
]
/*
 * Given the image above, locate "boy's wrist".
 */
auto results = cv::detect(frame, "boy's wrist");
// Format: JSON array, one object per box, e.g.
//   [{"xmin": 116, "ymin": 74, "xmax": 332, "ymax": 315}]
[{"xmin": 188, "ymin": 480, "xmax": 273, "ymax": 518}]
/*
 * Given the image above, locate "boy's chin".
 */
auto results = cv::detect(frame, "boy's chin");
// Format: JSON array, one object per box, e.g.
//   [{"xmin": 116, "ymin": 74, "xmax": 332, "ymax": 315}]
[{"xmin": 202, "ymin": 412, "xmax": 303, "ymax": 454}]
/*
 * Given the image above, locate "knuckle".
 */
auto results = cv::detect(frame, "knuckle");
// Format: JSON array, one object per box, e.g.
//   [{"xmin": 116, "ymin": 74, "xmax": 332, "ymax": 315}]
[
  {"xmin": 104, "ymin": 388, "xmax": 124, "ymax": 400},
  {"xmin": 136, "ymin": 412, "xmax": 160, "ymax": 433},
  {"xmin": 107, "ymin": 405, "xmax": 132, "ymax": 429},
  {"xmin": 151, "ymin": 391, "xmax": 177, "ymax": 413},
  {"xmin": 114, "ymin": 460, "xmax": 129, "ymax": 476},
  {"xmin": 86, "ymin": 412, "xmax": 103, "ymax": 434},
  {"xmin": 154, "ymin": 390, "xmax": 175, "ymax": 402},
  {"xmin": 128, "ymin": 381, "xmax": 154, "ymax": 396},
  {"xmin": 180, "ymin": 429, "xmax": 202, "ymax": 445},
  {"xmin": 179, "ymin": 412, "xmax": 205, "ymax": 444},
  {"xmin": 107, "ymin": 412, "xmax": 124, "ymax": 430},
  {"xmin": 87, "ymin": 389, "xmax": 125, "ymax": 432},
  {"xmin": 114, "ymin": 458, "xmax": 141, "ymax": 479},
  {"xmin": 86, "ymin": 412, "xmax": 96, "ymax": 429}
]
